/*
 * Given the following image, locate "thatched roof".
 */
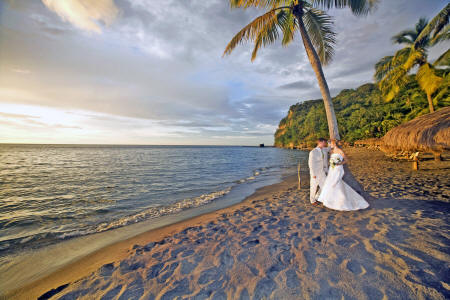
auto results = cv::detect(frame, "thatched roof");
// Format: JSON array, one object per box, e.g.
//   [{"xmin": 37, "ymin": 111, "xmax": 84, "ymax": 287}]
[{"xmin": 381, "ymin": 106, "xmax": 450, "ymax": 154}]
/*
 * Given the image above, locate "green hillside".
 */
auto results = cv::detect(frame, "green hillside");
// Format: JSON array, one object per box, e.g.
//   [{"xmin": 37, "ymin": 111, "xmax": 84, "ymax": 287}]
[{"xmin": 274, "ymin": 80, "xmax": 449, "ymax": 148}]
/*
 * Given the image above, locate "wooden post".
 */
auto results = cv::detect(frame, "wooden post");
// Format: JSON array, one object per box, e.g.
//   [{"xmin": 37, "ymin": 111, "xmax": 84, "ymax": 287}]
[
  {"xmin": 297, "ymin": 163, "xmax": 301, "ymax": 190},
  {"xmin": 434, "ymin": 153, "xmax": 442, "ymax": 161},
  {"xmin": 410, "ymin": 152, "xmax": 419, "ymax": 171}
]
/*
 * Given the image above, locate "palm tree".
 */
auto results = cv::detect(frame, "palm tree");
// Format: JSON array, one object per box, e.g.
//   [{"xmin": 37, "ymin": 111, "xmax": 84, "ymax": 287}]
[
  {"xmin": 223, "ymin": 0, "xmax": 378, "ymax": 140},
  {"xmin": 375, "ymin": 4, "xmax": 449, "ymax": 113}
]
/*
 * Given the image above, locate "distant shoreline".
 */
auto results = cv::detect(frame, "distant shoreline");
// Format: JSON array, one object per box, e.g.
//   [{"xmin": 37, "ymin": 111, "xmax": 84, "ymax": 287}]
[{"xmin": 0, "ymin": 143, "xmax": 275, "ymax": 147}]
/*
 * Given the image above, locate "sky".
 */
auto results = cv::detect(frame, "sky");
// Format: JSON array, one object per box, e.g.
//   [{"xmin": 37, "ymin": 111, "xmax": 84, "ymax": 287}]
[{"xmin": 0, "ymin": 0, "xmax": 448, "ymax": 145}]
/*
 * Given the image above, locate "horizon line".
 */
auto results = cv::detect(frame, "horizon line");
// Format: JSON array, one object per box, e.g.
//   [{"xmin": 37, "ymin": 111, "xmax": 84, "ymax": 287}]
[{"xmin": 0, "ymin": 142, "xmax": 275, "ymax": 147}]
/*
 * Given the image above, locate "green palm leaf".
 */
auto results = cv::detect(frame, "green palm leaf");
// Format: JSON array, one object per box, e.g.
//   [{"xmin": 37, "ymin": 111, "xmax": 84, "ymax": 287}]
[
  {"xmin": 311, "ymin": 0, "xmax": 379, "ymax": 16},
  {"xmin": 302, "ymin": 8, "xmax": 336, "ymax": 65},
  {"xmin": 251, "ymin": 10, "xmax": 288, "ymax": 60},
  {"xmin": 279, "ymin": 10, "xmax": 298, "ymax": 46},
  {"xmin": 374, "ymin": 48, "xmax": 410, "ymax": 82},
  {"xmin": 416, "ymin": 63, "xmax": 443, "ymax": 96},
  {"xmin": 391, "ymin": 30, "xmax": 418, "ymax": 45},
  {"xmin": 223, "ymin": 9, "xmax": 281, "ymax": 57},
  {"xmin": 430, "ymin": 24, "xmax": 450, "ymax": 45},
  {"xmin": 230, "ymin": 0, "xmax": 293, "ymax": 9},
  {"xmin": 433, "ymin": 48, "xmax": 450, "ymax": 67},
  {"xmin": 414, "ymin": 3, "xmax": 449, "ymax": 49}
]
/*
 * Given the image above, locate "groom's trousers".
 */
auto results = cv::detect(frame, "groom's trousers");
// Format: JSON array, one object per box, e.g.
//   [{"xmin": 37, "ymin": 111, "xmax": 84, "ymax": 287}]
[{"xmin": 310, "ymin": 173, "xmax": 326, "ymax": 203}]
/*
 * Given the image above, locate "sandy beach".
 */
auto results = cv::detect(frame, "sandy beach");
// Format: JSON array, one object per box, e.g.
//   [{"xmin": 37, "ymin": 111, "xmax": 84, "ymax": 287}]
[{"xmin": 7, "ymin": 148, "xmax": 450, "ymax": 300}]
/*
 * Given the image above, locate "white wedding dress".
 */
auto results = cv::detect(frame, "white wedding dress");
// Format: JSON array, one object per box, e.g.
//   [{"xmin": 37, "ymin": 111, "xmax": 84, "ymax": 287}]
[{"xmin": 318, "ymin": 153, "xmax": 369, "ymax": 211}]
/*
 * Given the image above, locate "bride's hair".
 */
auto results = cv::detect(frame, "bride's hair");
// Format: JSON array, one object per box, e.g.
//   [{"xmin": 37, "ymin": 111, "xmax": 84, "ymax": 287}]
[{"xmin": 330, "ymin": 139, "xmax": 341, "ymax": 148}]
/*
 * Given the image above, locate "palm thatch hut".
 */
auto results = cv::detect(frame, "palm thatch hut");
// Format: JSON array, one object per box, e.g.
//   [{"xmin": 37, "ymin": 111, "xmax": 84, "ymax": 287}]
[{"xmin": 380, "ymin": 106, "xmax": 450, "ymax": 160}]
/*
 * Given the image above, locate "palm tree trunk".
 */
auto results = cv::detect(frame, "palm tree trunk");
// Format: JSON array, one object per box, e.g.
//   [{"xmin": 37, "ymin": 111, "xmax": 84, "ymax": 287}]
[
  {"xmin": 296, "ymin": 17, "xmax": 340, "ymax": 140},
  {"xmin": 296, "ymin": 14, "xmax": 366, "ymax": 196},
  {"xmin": 426, "ymin": 92, "xmax": 435, "ymax": 113}
]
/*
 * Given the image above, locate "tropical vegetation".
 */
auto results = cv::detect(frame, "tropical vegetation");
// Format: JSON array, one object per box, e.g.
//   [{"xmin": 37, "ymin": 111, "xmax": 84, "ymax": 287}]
[
  {"xmin": 275, "ymin": 4, "xmax": 449, "ymax": 148},
  {"xmin": 375, "ymin": 4, "xmax": 450, "ymax": 113},
  {"xmin": 274, "ymin": 80, "xmax": 450, "ymax": 148},
  {"xmin": 223, "ymin": 0, "xmax": 378, "ymax": 140}
]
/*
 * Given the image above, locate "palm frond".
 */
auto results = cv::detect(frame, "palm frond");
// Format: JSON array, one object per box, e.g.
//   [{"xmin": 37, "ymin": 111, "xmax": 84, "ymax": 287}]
[
  {"xmin": 223, "ymin": 9, "xmax": 280, "ymax": 56},
  {"xmin": 251, "ymin": 10, "xmax": 288, "ymax": 60},
  {"xmin": 230, "ymin": 0, "xmax": 293, "ymax": 9},
  {"xmin": 311, "ymin": 0, "xmax": 379, "ymax": 16},
  {"xmin": 302, "ymin": 8, "xmax": 336, "ymax": 65},
  {"xmin": 374, "ymin": 56, "xmax": 394, "ymax": 82},
  {"xmin": 374, "ymin": 48, "xmax": 410, "ymax": 82},
  {"xmin": 430, "ymin": 24, "xmax": 450, "ymax": 45},
  {"xmin": 391, "ymin": 30, "xmax": 417, "ymax": 45},
  {"xmin": 433, "ymin": 48, "xmax": 450, "ymax": 67},
  {"xmin": 415, "ymin": 17, "xmax": 429, "ymax": 34},
  {"xmin": 432, "ymin": 73, "xmax": 449, "ymax": 105},
  {"xmin": 414, "ymin": 3, "xmax": 449, "ymax": 49},
  {"xmin": 378, "ymin": 67, "xmax": 409, "ymax": 102},
  {"xmin": 402, "ymin": 48, "xmax": 425, "ymax": 71},
  {"xmin": 279, "ymin": 10, "xmax": 297, "ymax": 46},
  {"xmin": 416, "ymin": 63, "xmax": 443, "ymax": 96},
  {"xmin": 376, "ymin": 48, "xmax": 417, "ymax": 101}
]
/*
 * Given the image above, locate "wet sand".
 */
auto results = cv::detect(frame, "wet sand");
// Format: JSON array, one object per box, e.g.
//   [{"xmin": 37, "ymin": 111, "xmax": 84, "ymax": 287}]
[{"xmin": 7, "ymin": 148, "xmax": 450, "ymax": 299}]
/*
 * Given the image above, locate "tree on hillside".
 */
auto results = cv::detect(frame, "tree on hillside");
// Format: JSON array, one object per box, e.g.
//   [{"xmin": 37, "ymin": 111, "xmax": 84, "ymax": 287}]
[
  {"xmin": 223, "ymin": 0, "xmax": 378, "ymax": 140},
  {"xmin": 374, "ymin": 4, "xmax": 450, "ymax": 113}
]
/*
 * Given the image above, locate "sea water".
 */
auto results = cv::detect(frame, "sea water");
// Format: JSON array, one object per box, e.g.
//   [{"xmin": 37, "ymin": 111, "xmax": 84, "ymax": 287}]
[{"xmin": 0, "ymin": 144, "xmax": 307, "ymax": 257}]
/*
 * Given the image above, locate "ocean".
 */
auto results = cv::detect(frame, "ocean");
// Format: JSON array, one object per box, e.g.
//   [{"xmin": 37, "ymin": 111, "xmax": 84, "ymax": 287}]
[{"xmin": 0, "ymin": 144, "xmax": 307, "ymax": 258}]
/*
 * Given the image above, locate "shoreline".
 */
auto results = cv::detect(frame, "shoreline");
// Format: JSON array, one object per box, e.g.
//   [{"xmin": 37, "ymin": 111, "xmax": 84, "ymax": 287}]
[
  {"xmin": 6, "ymin": 148, "xmax": 450, "ymax": 299},
  {"xmin": 5, "ymin": 172, "xmax": 302, "ymax": 299}
]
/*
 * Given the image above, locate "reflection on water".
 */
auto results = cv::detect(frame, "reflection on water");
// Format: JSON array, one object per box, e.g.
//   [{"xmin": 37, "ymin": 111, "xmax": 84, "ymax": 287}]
[{"xmin": 0, "ymin": 144, "xmax": 307, "ymax": 255}]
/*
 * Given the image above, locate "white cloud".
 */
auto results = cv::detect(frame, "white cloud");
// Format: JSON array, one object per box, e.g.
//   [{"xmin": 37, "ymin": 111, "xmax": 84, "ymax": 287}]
[
  {"xmin": 1, "ymin": 0, "xmax": 447, "ymax": 145},
  {"xmin": 41, "ymin": 0, "xmax": 119, "ymax": 33},
  {"xmin": 11, "ymin": 68, "xmax": 31, "ymax": 74}
]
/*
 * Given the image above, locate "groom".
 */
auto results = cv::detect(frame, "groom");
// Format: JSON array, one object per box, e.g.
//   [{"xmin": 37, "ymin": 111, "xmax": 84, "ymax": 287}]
[{"xmin": 308, "ymin": 138, "xmax": 329, "ymax": 206}]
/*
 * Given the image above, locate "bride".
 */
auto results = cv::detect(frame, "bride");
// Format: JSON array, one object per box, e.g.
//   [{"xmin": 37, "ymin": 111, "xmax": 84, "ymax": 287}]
[{"xmin": 317, "ymin": 139, "xmax": 369, "ymax": 211}]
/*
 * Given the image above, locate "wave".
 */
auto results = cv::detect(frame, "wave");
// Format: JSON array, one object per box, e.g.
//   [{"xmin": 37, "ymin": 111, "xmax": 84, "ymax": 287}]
[
  {"xmin": 58, "ymin": 187, "xmax": 232, "ymax": 239},
  {"xmin": 4, "ymin": 166, "xmax": 275, "ymax": 247},
  {"xmin": 59, "ymin": 167, "xmax": 271, "ymax": 239}
]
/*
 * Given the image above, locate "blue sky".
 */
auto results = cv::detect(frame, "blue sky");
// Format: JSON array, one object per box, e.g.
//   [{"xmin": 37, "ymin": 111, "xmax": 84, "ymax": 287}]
[{"xmin": 0, "ymin": 0, "xmax": 448, "ymax": 145}]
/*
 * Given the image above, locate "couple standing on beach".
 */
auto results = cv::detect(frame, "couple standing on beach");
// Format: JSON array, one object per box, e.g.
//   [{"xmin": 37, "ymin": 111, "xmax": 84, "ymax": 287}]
[{"xmin": 308, "ymin": 138, "xmax": 369, "ymax": 211}]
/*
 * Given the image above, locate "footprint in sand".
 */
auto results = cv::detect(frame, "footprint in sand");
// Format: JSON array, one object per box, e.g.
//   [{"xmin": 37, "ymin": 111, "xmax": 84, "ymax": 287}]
[
  {"xmin": 253, "ymin": 278, "xmax": 277, "ymax": 300},
  {"xmin": 238, "ymin": 288, "xmax": 250, "ymax": 300},
  {"xmin": 119, "ymin": 260, "xmax": 144, "ymax": 275},
  {"xmin": 304, "ymin": 250, "xmax": 316, "ymax": 274},
  {"xmin": 180, "ymin": 259, "xmax": 198, "ymax": 275},
  {"xmin": 159, "ymin": 278, "xmax": 190, "ymax": 300},
  {"xmin": 285, "ymin": 269, "xmax": 300, "ymax": 289},
  {"xmin": 198, "ymin": 267, "xmax": 223, "ymax": 285},
  {"xmin": 99, "ymin": 263, "xmax": 115, "ymax": 277},
  {"xmin": 146, "ymin": 262, "xmax": 165, "ymax": 280},
  {"xmin": 100, "ymin": 284, "xmax": 122, "ymax": 300},
  {"xmin": 335, "ymin": 237, "xmax": 357, "ymax": 248},
  {"xmin": 237, "ymin": 250, "xmax": 250, "ymax": 262},
  {"xmin": 346, "ymin": 260, "xmax": 363, "ymax": 275},
  {"xmin": 157, "ymin": 262, "xmax": 179, "ymax": 284},
  {"xmin": 118, "ymin": 277, "xmax": 144, "ymax": 300},
  {"xmin": 219, "ymin": 249, "xmax": 234, "ymax": 269}
]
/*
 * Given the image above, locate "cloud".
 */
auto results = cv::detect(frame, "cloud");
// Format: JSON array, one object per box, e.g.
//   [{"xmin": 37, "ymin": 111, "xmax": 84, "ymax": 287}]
[
  {"xmin": 41, "ymin": 0, "xmax": 119, "ymax": 33},
  {"xmin": 0, "ymin": 111, "xmax": 38, "ymax": 119},
  {"xmin": 1, "ymin": 0, "xmax": 448, "ymax": 145},
  {"xmin": 11, "ymin": 68, "xmax": 31, "ymax": 74},
  {"xmin": 278, "ymin": 80, "xmax": 314, "ymax": 90}
]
